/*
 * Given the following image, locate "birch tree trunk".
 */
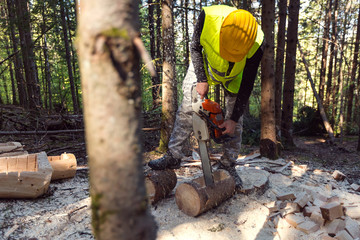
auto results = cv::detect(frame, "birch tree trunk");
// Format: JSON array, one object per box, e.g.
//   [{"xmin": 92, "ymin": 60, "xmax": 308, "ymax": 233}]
[
  {"xmin": 77, "ymin": 0, "xmax": 157, "ymax": 239},
  {"xmin": 260, "ymin": 0, "xmax": 278, "ymax": 159},
  {"xmin": 159, "ymin": 0, "xmax": 177, "ymax": 152},
  {"xmin": 281, "ymin": 0, "xmax": 300, "ymax": 147}
]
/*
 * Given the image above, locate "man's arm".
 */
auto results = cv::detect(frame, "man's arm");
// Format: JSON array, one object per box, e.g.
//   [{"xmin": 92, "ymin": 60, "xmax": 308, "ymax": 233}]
[
  {"xmin": 190, "ymin": 10, "xmax": 207, "ymax": 83},
  {"xmin": 230, "ymin": 42, "xmax": 265, "ymax": 122}
]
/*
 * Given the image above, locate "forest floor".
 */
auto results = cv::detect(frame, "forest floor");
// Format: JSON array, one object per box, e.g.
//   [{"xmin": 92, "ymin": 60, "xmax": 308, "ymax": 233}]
[{"xmin": 0, "ymin": 107, "xmax": 359, "ymax": 239}]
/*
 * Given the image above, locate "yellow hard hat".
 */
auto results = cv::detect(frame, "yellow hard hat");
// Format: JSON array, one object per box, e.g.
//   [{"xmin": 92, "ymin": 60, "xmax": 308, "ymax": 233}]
[{"xmin": 220, "ymin": 9, "xmax": 258, "ymax": 62}]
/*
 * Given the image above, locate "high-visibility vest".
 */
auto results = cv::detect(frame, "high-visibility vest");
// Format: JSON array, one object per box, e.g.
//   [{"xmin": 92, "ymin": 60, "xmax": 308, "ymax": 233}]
[{"xmin": 200, "ymin": 5, "xmax": 264, "ymax": 93}]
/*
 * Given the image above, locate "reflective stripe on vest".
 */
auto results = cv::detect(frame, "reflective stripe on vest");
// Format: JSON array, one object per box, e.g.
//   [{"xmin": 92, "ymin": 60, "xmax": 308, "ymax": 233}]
[{"xmin": 200, "ymin": 6, "xmax": 264, "ymax": 93}]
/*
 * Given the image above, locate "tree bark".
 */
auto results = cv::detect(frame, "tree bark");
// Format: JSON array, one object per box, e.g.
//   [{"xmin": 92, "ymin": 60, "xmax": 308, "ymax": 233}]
[
  {"xmin": 77, "ymin": 0, "xmax": 157, "ymax": 239},
  {"xmin": 60, "ymin": 0, "xmax": 79, "ymax": 114},
  {"xmin": 159, "ymin": 0, "xmax": 177, "ymax": 152},
  {"xmin": 281, "ymin": 0, "xmax": 300, "ymax": 147},
  {"xmin": 260, "ymin": 0, "xmax": 278, "ymax": 159},
  {"xmin": 275, "ymin": 0, "xmax": 287, "ymax": 140}
]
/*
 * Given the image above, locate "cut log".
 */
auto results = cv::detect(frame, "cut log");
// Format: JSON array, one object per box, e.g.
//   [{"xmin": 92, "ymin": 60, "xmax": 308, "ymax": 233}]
[
  {"xmin": 0, "ymin": 152, "xmax": 53, "ymax": 198},
  {"xmin": 48, "ymin": 153, "xmax": 77, "ymax": 180},
  {"xmin": 145, "ymin": 169, "xmax": 177, "ymax": 205},
  {"xmin": 0, "ymin": 142, "xmax": 28, "ymax": 157},
  {"xmin": 175, "ymin": 169, "xmax": 235, "ymax": 217}
]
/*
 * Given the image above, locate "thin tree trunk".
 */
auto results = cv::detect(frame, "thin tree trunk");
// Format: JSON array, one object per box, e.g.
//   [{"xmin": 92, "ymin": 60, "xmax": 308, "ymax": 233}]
[
  {"xmin": 4, "ymin": 37, "xmax": 17, "ymax": 105},
  {"xmin": 325, "ymin": 0, "xmax": 338, "ymax": 113},
  {"xmin": 7, "ymin": 0, "xmax": 27, "ymax": 108},
  {"xmin": 41, "ymin": 2, "xmax": 52, "ymax": 112},
  {"xmin": 260, "ymin": 0, "xmax": 278, "ymax": 159},
  {"xmin": 338, "ymin": 0, "xmax": 352, "ymax": 142},
  {"xmin": 275, "ymin": 0, "xmax": 287, "ymax": 140},
  {"xmin": 298, "ymin": 43, "xmax": 335, "ymax": 144},
  {"xmin": 14, "ymin": 0, "xmax": 40, "ymax": 110},
  {"xmin": 159, "ymin": 0, "xmax": 177, "ymax": 152},
  {"xmin": 346, "ymin": 6, "xmax": 360, "ymax": 125},
  {"xmin": 65, "ymin": 3, "xmax": 81, "ymax": 112},
  {"xmin": 281, "ymin": 0, "xmax": 300, "ymax": 147},
  {"xmin": 156, "ymin": 0, "xmax": 162, "ymax": 103},
  {"xmin": 319, "ymin": 0, "xmax": 332, "ymax": 101},
  {"xmin": 2, "ymin": 76, "xmax": 9, "ymax": 104},
  {"xmin": 77, "ymin": 0, "xmax": 157, "ymax": 239},
  {"xmin": 60, "ymin": 0, "xmax": 79, "ymax": 113},
  {"xmin": 184, "ymin": 0, "xmax": 189, "ymax": 71},
  {"xmin": 148, "ymin": 0, "xmax": 161, "ymax": 109}
]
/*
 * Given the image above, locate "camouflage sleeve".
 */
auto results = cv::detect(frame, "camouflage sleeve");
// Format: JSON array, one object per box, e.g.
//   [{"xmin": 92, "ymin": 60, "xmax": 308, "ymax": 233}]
[
  {"xmin": 230, "ymin": 42, "xmax": 265, "ymax": 122},
  {"xmin": 190, "ymin": 10, "xmax": 207, "ymax": 83}
]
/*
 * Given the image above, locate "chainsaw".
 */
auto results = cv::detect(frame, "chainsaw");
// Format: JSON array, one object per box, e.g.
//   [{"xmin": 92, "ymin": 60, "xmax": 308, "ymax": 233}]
[{"xmin": 191, "ymin": 87, "xmax": 233, "ymax": 187}]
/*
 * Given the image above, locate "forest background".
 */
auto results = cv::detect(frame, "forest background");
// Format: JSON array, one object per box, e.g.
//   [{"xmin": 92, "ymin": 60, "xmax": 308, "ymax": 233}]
[{"xmin": 0, "ymin": 0, "xmax": 360, "ymax": 154}]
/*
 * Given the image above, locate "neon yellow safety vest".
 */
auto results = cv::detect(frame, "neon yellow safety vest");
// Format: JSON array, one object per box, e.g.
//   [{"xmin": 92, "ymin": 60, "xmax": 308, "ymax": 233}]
[{"xmin": 200, "ymin": 5, "xmax": 264, "ymax": 93}]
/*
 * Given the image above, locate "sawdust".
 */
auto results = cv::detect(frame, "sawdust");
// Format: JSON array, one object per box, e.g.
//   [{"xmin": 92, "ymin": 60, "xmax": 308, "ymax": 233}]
[{"xmin": 0, "ymin": 135, "xmax": 359, "ymax": 240}]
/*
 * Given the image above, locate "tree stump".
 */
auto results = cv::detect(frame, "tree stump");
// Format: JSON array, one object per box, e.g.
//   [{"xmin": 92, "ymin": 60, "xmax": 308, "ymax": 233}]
[
  {"xmin": 238, "ymin": 168, "xmax": 270, "ymax": 195},
  {"xmin": 145, "ymin": 169, "xmax": 177, "ymax": 204},
  {"xmin": 175, "ymin": 169, "xmax": 235, "ymax": 217},
  {"xmin": 48, "ymin": 153, "xmax": 77, "ymax": 180}
]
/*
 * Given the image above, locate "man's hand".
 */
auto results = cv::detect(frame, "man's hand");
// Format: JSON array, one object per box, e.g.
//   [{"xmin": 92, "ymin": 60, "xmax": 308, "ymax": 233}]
[
  {"xmin": 219, "ymin": 120, "xmax": 237, "ymax": 135},
  {"xmin": 196, "ymin": 82, "xmax": 209, "ymax": 99}
]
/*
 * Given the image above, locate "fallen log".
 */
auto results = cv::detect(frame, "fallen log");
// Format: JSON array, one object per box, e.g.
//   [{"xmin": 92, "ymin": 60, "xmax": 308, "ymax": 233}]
[
  {"xmin": 48, "ymin": 153, "xmax": 77, "ymax": 180},
  {"xmin": 0, "ymin": 142, "xmax": 28, "ymax": 157},
  {"xmin": 0, "ymin": 152, "xmax": 53, "ymax": 198},
  {"xmin": 145, "ymin": 169, "xmax": 177, "ymax": 205},
  {"xmin": 175, "ymin": 169, "xmax": 235, "ymax": 217}
]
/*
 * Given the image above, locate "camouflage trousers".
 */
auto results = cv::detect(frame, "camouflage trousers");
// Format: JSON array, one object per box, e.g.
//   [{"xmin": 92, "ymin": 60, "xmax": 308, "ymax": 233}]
[{"xmin": 168, "ymin": 61, "xmax": 243, "ymax": 167}]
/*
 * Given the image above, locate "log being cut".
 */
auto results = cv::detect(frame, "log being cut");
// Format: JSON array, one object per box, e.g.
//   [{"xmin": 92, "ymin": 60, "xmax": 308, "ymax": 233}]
[
  {"xmin": 48, "ymin": 153, "xmax": 77, "ymax": 180},
  {"xmin": 175, "ymin": 169, "xmax": 235, "ymax": 217},
  {"xmin": 0, "ymin": 152, "xmax": 53, "ymax": 198}
]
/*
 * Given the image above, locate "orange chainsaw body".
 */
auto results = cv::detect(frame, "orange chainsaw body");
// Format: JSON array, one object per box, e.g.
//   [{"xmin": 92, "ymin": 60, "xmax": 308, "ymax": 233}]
[{"xmin": 202, "ymin": 99, "xmax": 224, "ymax": 139}]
